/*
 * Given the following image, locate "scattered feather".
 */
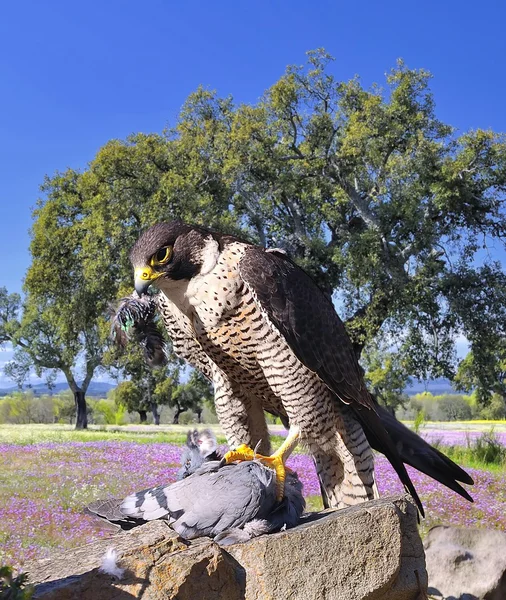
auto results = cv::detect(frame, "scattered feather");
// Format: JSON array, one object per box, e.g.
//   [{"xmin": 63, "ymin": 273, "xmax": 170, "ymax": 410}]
[{"xmin": 99, "ymin": 548, "xmax": 124, "ymax": 579}]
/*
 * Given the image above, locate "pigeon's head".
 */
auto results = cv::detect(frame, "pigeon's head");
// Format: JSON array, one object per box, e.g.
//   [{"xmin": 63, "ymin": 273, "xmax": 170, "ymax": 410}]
[{"xmin": 177, "ymin": 428, "xmax": 220, "ymax": 480}]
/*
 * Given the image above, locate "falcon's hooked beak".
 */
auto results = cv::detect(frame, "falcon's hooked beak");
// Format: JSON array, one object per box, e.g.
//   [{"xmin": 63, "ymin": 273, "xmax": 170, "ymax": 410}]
[{"xmin": 134, "ymin": 266, "xmax": 162, "ymax": 296}]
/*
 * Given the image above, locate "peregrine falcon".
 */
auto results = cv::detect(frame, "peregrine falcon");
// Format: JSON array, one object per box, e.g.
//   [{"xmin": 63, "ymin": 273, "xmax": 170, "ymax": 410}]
[{"xmin": 128, "ymin": 221, "xmax": 473, "ymax": 514}]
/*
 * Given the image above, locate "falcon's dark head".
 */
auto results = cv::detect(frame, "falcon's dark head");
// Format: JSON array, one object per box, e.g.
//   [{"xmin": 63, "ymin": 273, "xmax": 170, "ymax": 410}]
[{"xmin": 130, "ymin": 221, "xmax": 215, "ymax": 296}]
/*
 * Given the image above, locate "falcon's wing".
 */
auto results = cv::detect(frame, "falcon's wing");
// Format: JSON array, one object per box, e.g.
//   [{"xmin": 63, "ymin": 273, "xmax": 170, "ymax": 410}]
[
  {"xmin": 239, "ymin": 247, "xmax": 424, "ymax": 514},
  {"xmin": 240, "ymin": 247, "xmax": 371, "ymax": 408}
]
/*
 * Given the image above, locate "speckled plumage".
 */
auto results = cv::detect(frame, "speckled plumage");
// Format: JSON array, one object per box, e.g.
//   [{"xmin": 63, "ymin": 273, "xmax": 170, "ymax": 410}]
[{"xmin": 127, "ymin": 221, "xmax": 473, "ymax": 513}]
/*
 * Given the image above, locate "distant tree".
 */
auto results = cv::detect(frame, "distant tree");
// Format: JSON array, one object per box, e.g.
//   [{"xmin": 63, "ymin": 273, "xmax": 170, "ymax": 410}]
[
  {"xmin": 3, "ymin": 391, "xmax": 37, "ymax": 424},
  {"xmin": 185, "ymin": 371, "xmax": 214, "ymax": 423},
  {"xmin": 111, "ymin": 374, "xmax": 172, "ymax": 425},
  {"xmin": 0, "ymin": 167, "xmax": 110, "ymax": 430},
  {"xmin": 53, "ymin": 391, "xmax": 79, "ymax": 424},
  {"xmin": 455, "ymin": 342, "xmax": 506, "ymax": 412},
  {"xmin": 362, "ymin": 344, "xmax": 411, "ymax": 413},
  {"xmin": 68, "ymin": 50, "xmax": 506, "ymax": 404},
  {"xmin": 479, "ymin": 394, "xmax": 506, "ymax": 420},
  {"xmin": 168, "ymin": 371, "xmax": 213, "ymax": 424},
  {"xmin": 437, "ymin": 394, "xmax": 473, "ymax": 421},
  {"xmin": 107, "ymin": 333, "xmax": 181, "ymax": 424}
]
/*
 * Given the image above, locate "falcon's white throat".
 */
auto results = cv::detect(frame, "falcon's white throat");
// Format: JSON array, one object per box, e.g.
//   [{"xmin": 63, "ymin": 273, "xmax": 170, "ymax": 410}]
[
  {"xmin": 155, "ymin": 236, "xmax": 221, "ymax": 317},
  {"xmin": 199, "ymin": 236, "xmax": 221, "ymax": 276}
]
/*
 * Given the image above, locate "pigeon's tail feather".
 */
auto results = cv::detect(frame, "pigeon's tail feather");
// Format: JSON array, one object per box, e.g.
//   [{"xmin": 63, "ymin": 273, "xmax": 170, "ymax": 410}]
[
  {"xmin": 120, "ymin": 486, "xmax": 173, "ymax": 521},
  {"xmin": 376, "ymin": 406, "xmax": 474, "ymax": 502},
  {"xmin": 86, "ymin": 498, "xmax": 143, "ymax": 530}
]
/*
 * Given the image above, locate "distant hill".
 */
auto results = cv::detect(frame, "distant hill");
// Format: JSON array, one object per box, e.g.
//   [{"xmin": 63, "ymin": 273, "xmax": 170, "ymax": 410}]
[
  {"xmin": 0, "ymin": 381, "xmax": 115, "ymax": 397},
  {"xmin": 404, "ymin": 377, "xmax": 461, "ymax": 396},
  {"xmin": 0, "ymin": 377, "xmax": 461, "ymax": 398}
]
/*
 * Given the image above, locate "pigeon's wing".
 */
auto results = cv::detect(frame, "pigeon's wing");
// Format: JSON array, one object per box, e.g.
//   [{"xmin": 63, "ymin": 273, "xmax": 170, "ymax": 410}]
[
  {"xmin": 214, "ymin": 469, "xmax": 306, "ymax": 546},
  {"xmin": 121, "ymin": 462, "xmax": 277, "ymax": 539}
]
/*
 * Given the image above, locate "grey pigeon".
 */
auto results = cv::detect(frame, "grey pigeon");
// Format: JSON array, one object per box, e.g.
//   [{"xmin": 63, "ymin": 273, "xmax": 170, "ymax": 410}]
[{"xmin": 87, "ymin": 430, "xmax": 305, "ymax": 546}]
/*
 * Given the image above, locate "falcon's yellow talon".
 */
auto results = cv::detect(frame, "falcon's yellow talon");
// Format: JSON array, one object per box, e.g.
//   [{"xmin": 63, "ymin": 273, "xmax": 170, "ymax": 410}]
[
  {"xmin": 222, "ymin": 444, "xmax": 256, "ymax": 464},
  {"xmin": 222, "ymin": 429, "xmax": 301, "ymax": 501},
  {"xmin": 257, "ymin": 453, "xmax": 286, "ymax": 501},
  {"xmin": 222, "ymin": 445, "xmax": 288, "ymax": 500}
]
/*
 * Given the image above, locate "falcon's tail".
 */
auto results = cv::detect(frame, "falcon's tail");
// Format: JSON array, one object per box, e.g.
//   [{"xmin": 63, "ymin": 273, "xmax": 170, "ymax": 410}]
[{"xmin": 376, "ymin": 406, "xmax": 474, "ymax": 502}]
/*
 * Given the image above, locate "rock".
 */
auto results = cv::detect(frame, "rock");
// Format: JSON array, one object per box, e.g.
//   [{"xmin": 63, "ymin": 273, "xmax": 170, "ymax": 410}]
[
  {"xmin": 424, "ymin": 525, "xmax": 506, "ymax": 600},
  {"xmin": 27, "ymin": 496, "xmax": 427, "ymax": 600}
]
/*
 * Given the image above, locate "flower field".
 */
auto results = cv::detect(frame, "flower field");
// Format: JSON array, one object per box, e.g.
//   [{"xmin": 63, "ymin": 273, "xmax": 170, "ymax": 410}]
[
  {"xmin": 420, "ymin": 429, "xmax": 506, "ymax": 446},
  {"xmin": 0, "ymin": 426, "xmax": 505, "ymax": 571}
]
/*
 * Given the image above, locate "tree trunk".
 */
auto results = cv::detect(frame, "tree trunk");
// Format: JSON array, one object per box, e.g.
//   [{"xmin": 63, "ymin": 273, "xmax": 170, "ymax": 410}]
[
  {"xmin": 138, "ymin": 410, "xmax": 147, "ymax": 423},
  {"xmin": 151, "ymin": 402, "xmax": 160, "ymax": 425},
  {"xmin": 196, "ymin": 408, "xmax": 202, "ymax": 423},
  {"xmin": 173, "ymin": 404, "xmax": 183, "ymax": 424},
  {"xmin": 74, "ymin": 389, "xmax": 87, "ymax": 430}
]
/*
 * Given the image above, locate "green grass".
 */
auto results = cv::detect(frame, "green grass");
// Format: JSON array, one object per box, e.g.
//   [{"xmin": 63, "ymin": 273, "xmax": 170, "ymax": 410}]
[
  {"xmin": 0, "ymin": 424, "xmax": 287, "ymax": 450},
  {"xmin": 432, "ymin": 443, "xmax": 506, "ymax": 474}
]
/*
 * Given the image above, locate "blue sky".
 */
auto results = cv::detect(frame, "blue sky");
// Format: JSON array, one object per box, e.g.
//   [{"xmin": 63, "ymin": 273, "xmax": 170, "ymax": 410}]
[{"xmin": 1, "ymin": 0, "xmax": 505, "ymax": 386}]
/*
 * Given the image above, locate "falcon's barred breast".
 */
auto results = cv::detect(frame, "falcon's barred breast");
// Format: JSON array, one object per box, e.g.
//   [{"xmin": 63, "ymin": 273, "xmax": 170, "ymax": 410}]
[{"xmin": 128, "ymin": 221, "xmax": 473, "ymax": 513}]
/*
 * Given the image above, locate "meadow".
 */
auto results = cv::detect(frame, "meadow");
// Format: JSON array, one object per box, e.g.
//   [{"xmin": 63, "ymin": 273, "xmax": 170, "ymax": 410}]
[{"xmin": 0, "ymin": 423, "xmax": 505, "ymax": 571}]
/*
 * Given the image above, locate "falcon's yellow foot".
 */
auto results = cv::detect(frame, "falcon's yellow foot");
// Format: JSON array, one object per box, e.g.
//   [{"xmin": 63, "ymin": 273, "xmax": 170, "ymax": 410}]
[
  {"xmin": 256, "ymin": 452, "xmax": 287, "ymax": 501},
  {"xmin": 221, "ymin": 444, "xmax": 287, "ymax": 500},
  {"xmin": 221, "ymin": 427, "xmax": 301, "ymax": 501},
  {"xmin": 221, "ymin": 443, "xmax": 257, "ymax": 464}
]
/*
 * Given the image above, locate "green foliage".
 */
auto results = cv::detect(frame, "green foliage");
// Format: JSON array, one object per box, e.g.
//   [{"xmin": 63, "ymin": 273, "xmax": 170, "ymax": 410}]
[
  {"xmin": 178, "ymin": 411, "xmax": 195, "ymax": 425},
  {"xmin": 91, "ymin": 398, "xmax": 117, "ymax": 425},
  {"xmin": 363, "ymin": 343, "xmax": 410, "ymax": 411},
  {"xmin": 413, "ymin": 410, "xmax": 426, "ymax": 434},
  {"xmin": 455, "ymin": 345, "xmax": 506, "ymax": 406},
  {"xmin": 432, "ymin": 431, "xmax": 506, "ymax": 469},
  {"xmin": 168, "ymin": 371, "xmax": 213, "ymax": 423},
  {"xmin": 114, "ymin": 403, "xmax": 127, "ymax": 426},
  {"xmin": 0, "ymin": 392, "xmax": 62, "ymax": 425},
  {"xmin": 0, "ymin": 565, "xmax": 34, "ymax": 599},
  {"xmin": 437, "ymin": 395, "xmax": 473, "ymax": 421},
  {"xmin": 479, "ymin": 394, "xmax": 506, "ymax": 420},
  {"xmin": 110, "ymin": 381, "xmax": 143, "ymax": 415},
  {"xmin": 105, "ymin": 317, "xmax": 183, "ymax": 423},
  {"xmin": 473, "ymin": 432, "xmax": 506, "ymax": 465},
  {"xmin": 397, "ymin": 392, "xmax": 477, "ymax": 421},
  {"xmin": 50, "ymin": 49, "xmax": 505, "ymax": 399}
]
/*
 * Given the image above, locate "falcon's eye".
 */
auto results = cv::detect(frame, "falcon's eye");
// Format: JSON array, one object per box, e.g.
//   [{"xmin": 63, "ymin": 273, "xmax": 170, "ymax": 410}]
[{"xmin": 151, "ymin": 246, "xmax": 172, "ymax": 266}]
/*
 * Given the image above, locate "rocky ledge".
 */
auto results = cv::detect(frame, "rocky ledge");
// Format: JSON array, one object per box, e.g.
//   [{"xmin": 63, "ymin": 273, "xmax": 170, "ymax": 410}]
[{"xmin": 26, "ymin": 495, "xmax": 427, "ymax": 600}]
